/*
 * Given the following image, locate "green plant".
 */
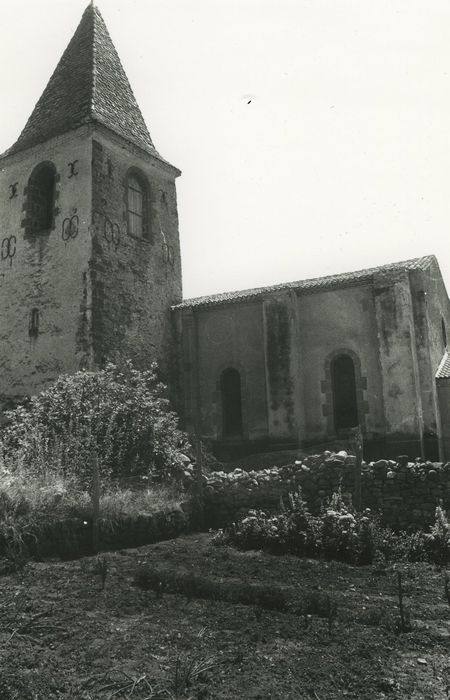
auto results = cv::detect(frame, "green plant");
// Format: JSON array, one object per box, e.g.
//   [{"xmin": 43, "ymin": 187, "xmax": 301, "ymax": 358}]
[
  {"xmin": 1, "ymin": 361, "xmax": 190, "ymax": 484},
  {"xmin": 213, "ymin": 490, "xmax": 320, "ymax": 558},
  {"xmin": 215, "ymin": 489, "xmax": 378, "ymax": 565},
  {"xmin": 320, "ymin": 492, "xmax": 376, "ymax": 565},
  {"xmin": 168, "ymin": 653, "xmax": 217, "ymax": 700},
  {"xmin": 0, "ymin": 460, "xmax": 182, "ymax": 562},
  {"xmin": 374, "ymin": 527, "xmax": 428, "ymax": 564},
  {"xmin": 82, "ymin": 655, "xmax": 217, "ymax": 699},
  {"xmin": 425, "ymin": 505, "xmax": 450, "ymax": 565}
]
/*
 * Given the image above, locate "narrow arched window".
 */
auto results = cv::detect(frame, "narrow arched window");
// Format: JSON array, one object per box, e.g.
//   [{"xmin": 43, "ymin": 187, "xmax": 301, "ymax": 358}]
[
  {"xmin": 442, "ymin": 318, "xmax": 447, "ymax": 349},
  {"xmin": 331, "ymin": 354, "xmax": 359, "ymax": 432},
  {"xmin": 127, "ymin": 172, "xmax": 149, "ymax": 239},
  {"xmin": 220, "ymin": 368, "xmax": 243, "ymax": 438},
  {"xmin": 29, "ymin": 308, "xmax": 39, "ymax": 338},
  {"xmin": 26, "ymin": 163, "xmax": 56, "ymax": 235}
]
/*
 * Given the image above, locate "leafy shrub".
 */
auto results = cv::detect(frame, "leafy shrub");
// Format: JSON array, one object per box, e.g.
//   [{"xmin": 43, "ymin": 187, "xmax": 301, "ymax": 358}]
[
  {"xmin": 214, "ymin": 488, "xmax": 377, "ymax": 565},
  {"xmin": 215, "ymin": 489, "xmax": 450, "ymax": 567},
  {"xmin": 214, "ymin": 491, "xmax": 450, "ymax": 566},
  {"xmin": 1, "ymin": 361, "xmax": 190, "ymax": 483},
  {"xmin": 424, "ymin": 505, "xmax": 450, "ymax": 565},
  {"xmin": 214, "ymin": 489, "xmax": 320, "ymax": 557},
  {"xmin": 373, "ymin": 507, "xmax": 449, "ymax": 565},
  {"xmin": 373, "ymin": 527, "xmax": 428, "ymax": 563},
  {"xmin": 320, "ymin": 492, "xmax": 376, "ymax": 565}
]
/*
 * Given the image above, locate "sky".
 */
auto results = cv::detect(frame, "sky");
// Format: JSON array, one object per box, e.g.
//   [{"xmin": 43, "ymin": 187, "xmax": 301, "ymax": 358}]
[{"xmin": 0, "ymin": 0, "xmax": 449, "ymax": 299}]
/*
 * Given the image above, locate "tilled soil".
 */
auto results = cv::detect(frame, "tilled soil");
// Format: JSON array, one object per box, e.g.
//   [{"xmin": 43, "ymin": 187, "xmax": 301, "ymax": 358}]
[{"xmin": 0, "ymin": 533, "xmax": 449, "ymax": 699}]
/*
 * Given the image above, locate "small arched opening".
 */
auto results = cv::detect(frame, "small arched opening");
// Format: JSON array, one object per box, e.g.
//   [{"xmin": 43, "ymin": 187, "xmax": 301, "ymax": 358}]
[
  {"xmin": 331, "ymin": 354, "xmax": 359, "ymax": 433},
  {"xmin": 220, "ymin": 368, "xmax": 243, "ymax": 438}
]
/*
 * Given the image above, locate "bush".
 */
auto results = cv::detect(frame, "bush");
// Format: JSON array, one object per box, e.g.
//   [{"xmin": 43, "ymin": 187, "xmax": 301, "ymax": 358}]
[
  {"xmin": 1, "ymin": 361, "xmax": 190, "ymax": 483},
  {"xmin": 214, "ymin": 489, "xmax": 320, "ymax": 558},
  {"xmin": 320, "ymin": 492, "xmax": 376, "ymax": 565},
  {"xmin": 213, "ymin": 489, "xmax": 450, "ymax": 566},
  {"xmin": 373, "ymin": 527, "xmax": 428, "ymax": 564}
]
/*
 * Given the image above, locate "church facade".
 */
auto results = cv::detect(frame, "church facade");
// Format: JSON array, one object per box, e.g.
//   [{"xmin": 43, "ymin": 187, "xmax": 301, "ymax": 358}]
[
  {"xmin": 1, "ymin": 5, "xmax": 449, "ymax": 460},
  {"xmin": 174, "ymin": 256, "xmax": 450, "ymax": 460}
]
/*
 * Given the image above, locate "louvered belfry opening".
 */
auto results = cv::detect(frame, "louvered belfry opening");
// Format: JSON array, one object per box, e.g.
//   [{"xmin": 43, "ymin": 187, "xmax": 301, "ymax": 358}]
[
  {"xmin": 221, "ymin": 368, "xmax": 243, "ymax": 438},
  {"xmin": 27, "ymin": 163, "xmax": 55, "ymax": 234},
  {"xmin": 331, "ymin": 354, "xmax": 358, "ymax": 433}
]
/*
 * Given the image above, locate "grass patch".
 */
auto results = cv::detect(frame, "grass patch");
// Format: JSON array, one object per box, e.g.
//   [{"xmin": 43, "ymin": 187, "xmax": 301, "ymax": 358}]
[{"xmin": 0, "ymin": 465, "xmax": 185, "ymax": 562}]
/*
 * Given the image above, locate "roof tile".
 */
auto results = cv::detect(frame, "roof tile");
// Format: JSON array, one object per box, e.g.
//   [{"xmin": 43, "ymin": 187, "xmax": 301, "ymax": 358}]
[
  {"xmin": 436, "ymin": 352, "xmax": 450, "ymax": 379},
  {"xmin": 174, "ymin": 255, "xmax": 437, "ymax": 309},
  {"xmin": 4, "ymin": 4, "xmax": 158, "ymax": 157}
]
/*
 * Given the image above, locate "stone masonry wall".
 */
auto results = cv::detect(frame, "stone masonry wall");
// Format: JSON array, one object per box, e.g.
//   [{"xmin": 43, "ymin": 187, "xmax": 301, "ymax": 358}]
[
  {"xmin": 191, "ymin": 451, "xmax": 450, "ymax": 530},
  {"xmin": 90, "ymin": 128, "xmax": 182, "ymax": 381},
  {"xmin": 0, "ymin": 128, "xmax": 93, "ymax": 405}
]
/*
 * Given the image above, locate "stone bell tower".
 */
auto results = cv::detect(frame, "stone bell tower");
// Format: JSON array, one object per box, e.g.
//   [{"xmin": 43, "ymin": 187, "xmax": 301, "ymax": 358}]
[{"xmin": 0, "ymin": 3, "xmax": 182, "ymax": 407}]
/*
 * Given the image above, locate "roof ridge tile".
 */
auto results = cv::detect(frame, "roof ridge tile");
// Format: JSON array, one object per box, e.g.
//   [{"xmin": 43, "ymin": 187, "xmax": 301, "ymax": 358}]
[{"xmin": 174, "ymin": 255, "xmax": 437, "ymax": 310}]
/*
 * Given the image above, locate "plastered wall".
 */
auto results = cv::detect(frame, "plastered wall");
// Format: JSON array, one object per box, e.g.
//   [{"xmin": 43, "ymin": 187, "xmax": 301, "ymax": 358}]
[
  {"xmin": 409, "ymin": 262, "xmax": 450, "ymax": 458},
  {"xmin": 178, "ymin": 302, "xmax": 269, "ymax": 446},
  {"xmin": 297, "ymin": 285, "xmax": 384, "ymax": 444},
  {"xmin": 0, "ymin": 127, "xmax": 93, "ymax": 404},
  {"xmin": 175, "ymin": 270, "xmax": 448, "ymax": 459}
]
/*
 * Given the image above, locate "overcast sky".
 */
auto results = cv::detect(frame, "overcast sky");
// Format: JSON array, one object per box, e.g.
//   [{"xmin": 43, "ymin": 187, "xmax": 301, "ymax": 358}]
[{"xmin": 1, "ymin": 0, "xmax": 449, "ymax": 299}]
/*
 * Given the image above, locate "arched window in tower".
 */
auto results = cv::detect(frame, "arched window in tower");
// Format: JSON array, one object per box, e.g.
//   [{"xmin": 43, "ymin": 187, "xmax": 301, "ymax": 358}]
[
  {"xmin": 442, "ymin": 317, "xmax": 447, "ymax": 349},
  {"xmin": 127, "ymin": 172, "xmax": 149, "ymax": 239},
  {"xmin": 220, "ymin": 368, "xmax": 243, "ymax": 438},
  {"xmin": 331, "ymin": 354, "xmax": 359, "ymax": 433},
  {"xmin": 26, "ymin": 163, "xmax": 56, "ymax": 235}
]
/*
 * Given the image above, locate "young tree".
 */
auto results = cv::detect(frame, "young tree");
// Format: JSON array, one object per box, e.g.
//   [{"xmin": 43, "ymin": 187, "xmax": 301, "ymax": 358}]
[{"xmin": 1, "ymin": 361, "xmax": 190, "ymax": 484}]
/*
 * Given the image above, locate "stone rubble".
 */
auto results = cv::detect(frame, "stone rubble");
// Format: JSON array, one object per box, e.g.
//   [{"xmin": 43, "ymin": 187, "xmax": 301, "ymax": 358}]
[{"xmin": 181, "ymin": 451, "xmax": 450, "ymax": 529}]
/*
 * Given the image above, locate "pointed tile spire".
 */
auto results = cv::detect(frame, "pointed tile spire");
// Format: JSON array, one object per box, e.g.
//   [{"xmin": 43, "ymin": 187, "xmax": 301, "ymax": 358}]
[{"xmin": 7, "ymin": 4, "xmax": 157, "ymax": 157}]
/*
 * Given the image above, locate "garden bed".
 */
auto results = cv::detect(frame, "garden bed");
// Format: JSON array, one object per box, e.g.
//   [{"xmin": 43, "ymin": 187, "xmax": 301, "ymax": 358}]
[{"xmin": 0, "ymin": 532, "xmax": 449, "ymax": 699}]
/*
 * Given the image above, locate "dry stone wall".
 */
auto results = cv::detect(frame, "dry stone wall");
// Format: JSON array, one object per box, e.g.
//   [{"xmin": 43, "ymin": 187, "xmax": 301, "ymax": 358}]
[{"xmin": 189, "ymin": 451, "xmax": 450, "ymax": 530}]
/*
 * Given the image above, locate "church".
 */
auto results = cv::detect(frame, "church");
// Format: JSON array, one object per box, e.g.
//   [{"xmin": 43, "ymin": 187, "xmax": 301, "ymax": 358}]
[{"xmin": 0, "ymin": 4, "xmax": 449, "ymax": 461}]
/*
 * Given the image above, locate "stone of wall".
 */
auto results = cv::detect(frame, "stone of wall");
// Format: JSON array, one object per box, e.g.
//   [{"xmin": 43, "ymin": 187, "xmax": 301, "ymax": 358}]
[
  {"xmin": 90, "ymin": 129, "xmax": 182, "ymax": 381},
  {"xmin": 190, "ymin": 451, "xmax": 450, "ymax": 530}
]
